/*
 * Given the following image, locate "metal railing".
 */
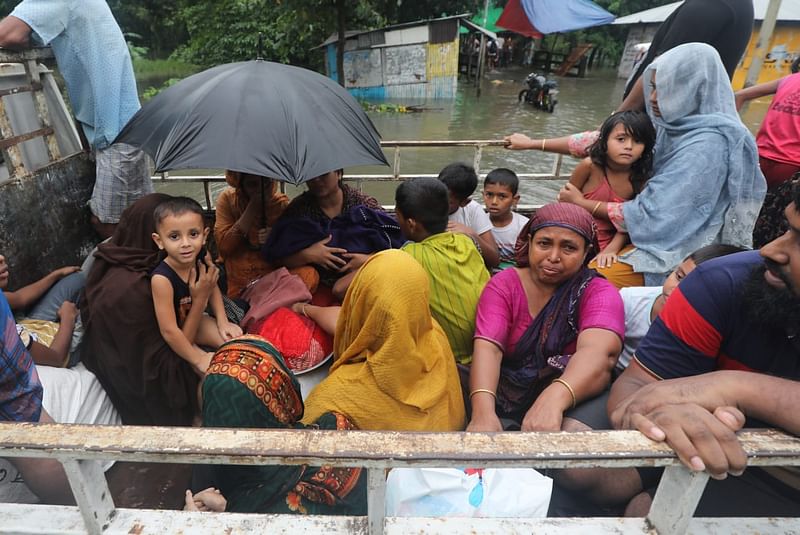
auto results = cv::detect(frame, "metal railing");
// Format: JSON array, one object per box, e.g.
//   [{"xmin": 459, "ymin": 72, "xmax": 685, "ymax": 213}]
[
  {"xmin": 155, "ymin": 140, "xmax": 566, "ymax": 211},
  {"xmin": 0, "ymin": 423, "xmax": 798, "ymax": 534}
]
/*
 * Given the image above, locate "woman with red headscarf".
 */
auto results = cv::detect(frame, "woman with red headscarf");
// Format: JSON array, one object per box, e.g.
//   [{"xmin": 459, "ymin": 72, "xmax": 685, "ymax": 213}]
[{"xmin": 466, "ymin": 202, "xmax": 624, "ymax": 433}]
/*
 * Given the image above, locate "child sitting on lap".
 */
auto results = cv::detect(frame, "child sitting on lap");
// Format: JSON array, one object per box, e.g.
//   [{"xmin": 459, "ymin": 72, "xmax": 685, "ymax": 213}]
[
  {"xmin": 438, "ymin": 162, "xmax": 500, "ymax": 269},
  {"xmin": 151, "ymin": 197, "xmax": 242, "ymax": 376},
  {"xmin": 396, "ymin": 178, "xmax": 490, "ymax": 364},
  {"xmin": 559, "ymin": 111, "xmax": 656, "ymax": 271},
  {"xmin": 483, "ymin": 168, "xmax": 529, "ymax": 272}
]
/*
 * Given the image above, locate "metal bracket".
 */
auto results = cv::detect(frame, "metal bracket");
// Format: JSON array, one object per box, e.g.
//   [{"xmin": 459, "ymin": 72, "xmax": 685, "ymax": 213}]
[{"xmin": 61, "ymin": 459, "xmax": 116, "ymax": 535}]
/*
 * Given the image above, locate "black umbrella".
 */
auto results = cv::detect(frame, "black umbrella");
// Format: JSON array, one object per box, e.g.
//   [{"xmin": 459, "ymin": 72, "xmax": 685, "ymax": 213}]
[{"xmin": 115, "ymin": 60, "xmax": 388, "ymax": 186}]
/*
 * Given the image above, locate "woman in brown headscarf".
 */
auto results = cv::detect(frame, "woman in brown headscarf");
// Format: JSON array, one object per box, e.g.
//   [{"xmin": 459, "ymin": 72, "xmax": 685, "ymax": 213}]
[
  {"xmin": 81, "ymin": 193, "xmax": 201, "ymax": 425},
  {"xmin": 214, "ymin": 171, "xmax": 291, "ymax": 298}
]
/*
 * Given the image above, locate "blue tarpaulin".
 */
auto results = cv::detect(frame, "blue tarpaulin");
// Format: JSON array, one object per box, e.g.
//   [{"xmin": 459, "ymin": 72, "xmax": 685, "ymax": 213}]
[{"xmin": 519, "ymin": 0, "xmax": 615, "ymax": 34}]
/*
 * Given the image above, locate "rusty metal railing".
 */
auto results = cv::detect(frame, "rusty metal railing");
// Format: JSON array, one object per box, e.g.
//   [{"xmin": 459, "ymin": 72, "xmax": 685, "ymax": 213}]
[{"xmin": 155, "ymin": 140, "xmax": 566, "ymax": 211}]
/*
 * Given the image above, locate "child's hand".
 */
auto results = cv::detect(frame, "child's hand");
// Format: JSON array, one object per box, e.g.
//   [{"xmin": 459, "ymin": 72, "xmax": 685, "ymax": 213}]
[
  {"xmin": 54, "ymin": 266, "xmax": 80, "ymax": 278},
  {"xmin": 189, "ymin": 260, "xmax": 219, "ymax": 302},
  {"xmin": 256, "ymin": 227, "xmax": 270, "ymax": 245},
  {"xmin": 557, "ymin": 183, "xmax": 585, "ymax": 205},
  {"xmin": 184, "ymin": 488, "xmax": 227, "ymax": 512},
  {"xmin": 192, "ymin": 350, "xmax": 213, "ymax": 377},
  {"xmin": 593, "ymin": 251, "xmax": 619, "ymax": 269},
  {"xmin": 217, "ymin": 321, "xmax": 242, "ymax": 341},
  {"xmin": 447, "ymin": 221, "xmax": 475, "ymax": 238},
  {"xmin": 57, "ymin": 301, "xmax": 79, "ymax": 323}
]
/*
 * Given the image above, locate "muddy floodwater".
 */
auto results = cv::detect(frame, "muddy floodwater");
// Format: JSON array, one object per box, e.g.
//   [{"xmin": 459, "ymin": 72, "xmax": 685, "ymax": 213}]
[{"xmin": 154, "ymin": 66, "xmax": 771, "ymax": 206}]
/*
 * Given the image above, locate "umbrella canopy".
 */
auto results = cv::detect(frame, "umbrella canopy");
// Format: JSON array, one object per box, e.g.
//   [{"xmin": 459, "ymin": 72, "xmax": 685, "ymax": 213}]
[
  {"xmin": 115, "ymin": 60, "xmax": 388, "ymax": 185},
  {"xmin": 498, "ymin": 0, "xmax": 615, "ymax": 35}
]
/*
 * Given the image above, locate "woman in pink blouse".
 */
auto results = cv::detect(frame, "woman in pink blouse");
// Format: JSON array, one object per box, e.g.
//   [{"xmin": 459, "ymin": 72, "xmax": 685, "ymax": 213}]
[{"xmin": 466, "ymin": 203, "xmax": 624, "ymax": 432}]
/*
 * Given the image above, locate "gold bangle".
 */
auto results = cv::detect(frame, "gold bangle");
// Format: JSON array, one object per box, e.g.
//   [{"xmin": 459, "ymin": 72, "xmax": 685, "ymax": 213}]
[
  {"xmin": 301, "ymin": 303, "xmax": 309, "ymax": 318},
  {"xmin": 591, "ymin": 201, "xmax": 602, "ymax": 217},
  {"xmin": 541, "ymin": 138, "xmax": 546, "ymax": 151},
  {"xmin": 552, "ymin": 378, "xmax": 576, "ymax": 409},
  {"xmin": 469, "ymin": 388, "xmax": 496, "ymax": 401}
]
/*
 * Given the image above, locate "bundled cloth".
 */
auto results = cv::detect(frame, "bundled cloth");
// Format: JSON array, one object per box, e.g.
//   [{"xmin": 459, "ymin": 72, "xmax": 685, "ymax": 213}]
[
  {"xmin": 263, "ymin": 205, "xmax": 404, "ymax": 262},
  {"xmin": 240, "ymin": 268, "xmax": 312, "ymax": 333}
]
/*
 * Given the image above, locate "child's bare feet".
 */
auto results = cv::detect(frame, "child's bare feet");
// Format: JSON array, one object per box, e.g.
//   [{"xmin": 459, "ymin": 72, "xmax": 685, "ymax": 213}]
[{"xmin": 184, "ymin": 488, "xmax": 226, "ymax": 512}]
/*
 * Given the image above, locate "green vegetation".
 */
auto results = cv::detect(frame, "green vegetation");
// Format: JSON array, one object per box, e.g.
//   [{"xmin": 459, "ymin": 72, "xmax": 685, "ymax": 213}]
[
  {"xmin": 133, "ymin": 58, "xmax": 199, "ymax": 80},
  {"xmin": 6, "ymin": 0, "xmax": 674, "ymax": 83}
]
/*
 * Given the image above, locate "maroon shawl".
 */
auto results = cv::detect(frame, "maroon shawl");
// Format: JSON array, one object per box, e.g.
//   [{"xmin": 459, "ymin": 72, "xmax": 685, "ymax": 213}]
[{"xmin": 81, "ymin": 193, "xmax": 199, "ymax": 425}]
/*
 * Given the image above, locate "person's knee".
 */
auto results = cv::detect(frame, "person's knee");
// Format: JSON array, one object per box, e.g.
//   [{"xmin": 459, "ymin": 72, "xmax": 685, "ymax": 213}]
[{"xmin": 10, "ymin": 457, "xmax": 75, "ymax": 505}]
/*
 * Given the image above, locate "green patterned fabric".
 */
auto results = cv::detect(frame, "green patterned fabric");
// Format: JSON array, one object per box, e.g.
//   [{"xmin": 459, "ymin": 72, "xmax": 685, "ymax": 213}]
[{"xmin": 203, "ymin": 335, "xmax": 366, "ymax": 515}]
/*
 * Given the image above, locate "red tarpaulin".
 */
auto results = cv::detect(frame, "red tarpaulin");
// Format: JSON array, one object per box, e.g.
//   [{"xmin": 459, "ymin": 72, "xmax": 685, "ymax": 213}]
[{"xmin": 497, "ymin": 0, "xmax": 544, "ymax": 39}]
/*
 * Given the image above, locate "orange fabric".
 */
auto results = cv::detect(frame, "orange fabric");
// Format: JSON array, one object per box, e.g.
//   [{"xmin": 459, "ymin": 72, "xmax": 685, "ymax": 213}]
[
  {"xmin": 589, "ymin": 245, "xmax": 644, "ymax": 289},
  {"xmin": 214, "ymin": 171, "xmax": 289, "ymax": 297}
]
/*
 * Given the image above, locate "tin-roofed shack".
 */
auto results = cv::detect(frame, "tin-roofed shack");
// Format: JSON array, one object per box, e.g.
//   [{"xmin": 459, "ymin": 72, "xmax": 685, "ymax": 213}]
[{"xmin": 318, "ymin": 15, "xmax": 494, "ymax": 99}]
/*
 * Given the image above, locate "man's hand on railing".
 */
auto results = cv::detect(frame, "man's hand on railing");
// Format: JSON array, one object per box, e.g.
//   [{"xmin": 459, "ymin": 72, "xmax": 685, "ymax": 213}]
[{"xmin": 619, "ymin": 401, "xmax": 747, "ymax": 480}]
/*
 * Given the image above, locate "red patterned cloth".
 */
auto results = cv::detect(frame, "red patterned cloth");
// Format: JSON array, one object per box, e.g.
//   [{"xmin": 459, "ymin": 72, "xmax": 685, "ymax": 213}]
[{"xmin": 257, "ymin": 307, "xmax": 332, "ymax": 373}]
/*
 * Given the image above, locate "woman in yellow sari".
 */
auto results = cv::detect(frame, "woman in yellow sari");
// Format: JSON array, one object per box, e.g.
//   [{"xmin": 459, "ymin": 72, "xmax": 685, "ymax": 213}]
[
  {"xmin": 200, "ymin": 249, "xmax": 464, "ymax": 515},
  {"xmin": 302, "ymin": 248, "xmax": 465, "ymax": 431}
]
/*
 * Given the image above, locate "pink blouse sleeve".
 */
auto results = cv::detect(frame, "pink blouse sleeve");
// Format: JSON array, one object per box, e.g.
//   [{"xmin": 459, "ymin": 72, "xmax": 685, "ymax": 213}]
[
  {"xmin": 567, "ymin": 131, "xmax": 600, "ymax": 158},
  {"xmin": 607, "ymin": 202, "xmax": 627, "ymax": 232},
  {"xmin": 577, "ymin": 277, "xmax": 625, "ymax": 340},
  {"xmin": 474, "ymin": 270, "xmax": 516, "ymax": 352}
]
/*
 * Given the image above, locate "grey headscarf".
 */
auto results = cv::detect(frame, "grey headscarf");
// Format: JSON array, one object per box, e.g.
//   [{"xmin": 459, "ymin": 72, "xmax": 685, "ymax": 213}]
[{"xmin": 620, "ymin": 43, "xmax": 766, "ymax": 276}]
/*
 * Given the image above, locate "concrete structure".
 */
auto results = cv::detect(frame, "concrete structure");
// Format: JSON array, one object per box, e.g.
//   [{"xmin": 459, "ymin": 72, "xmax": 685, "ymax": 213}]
[
  {"xmin": 613, "ymin": 0, "xmax": 800, "ymax": 88},
  {"xmin": 319, "ymin": 15, "xmax": 477, "ymax": 100}
]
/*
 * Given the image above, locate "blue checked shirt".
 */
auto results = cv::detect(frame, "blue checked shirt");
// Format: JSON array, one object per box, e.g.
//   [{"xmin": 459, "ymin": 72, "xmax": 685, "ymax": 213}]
[{"xmin": 0, "ymin": 293, "xmax": 42, "ymax": 422}]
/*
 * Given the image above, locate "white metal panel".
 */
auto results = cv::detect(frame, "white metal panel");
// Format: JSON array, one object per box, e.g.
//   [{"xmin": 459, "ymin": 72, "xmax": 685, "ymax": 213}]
[{"xmin": 383, "ymin": 26, "xmax": 428, "ymax": 46}]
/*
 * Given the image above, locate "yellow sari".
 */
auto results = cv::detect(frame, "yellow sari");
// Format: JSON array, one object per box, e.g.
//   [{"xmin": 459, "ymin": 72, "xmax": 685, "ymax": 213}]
[{"xmin": 302, "ymin": 249, "xmax": 465, "ymax": 431}]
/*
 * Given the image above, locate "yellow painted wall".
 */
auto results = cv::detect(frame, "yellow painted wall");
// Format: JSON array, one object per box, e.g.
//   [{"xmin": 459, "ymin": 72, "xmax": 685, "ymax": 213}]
[
  {"xmin": 733, "ymin": 23, "xmax": 800, "ymax": 89},
  {"xmin": 426, "ymin": 39, "xmax": 458, "ymax": 79}
]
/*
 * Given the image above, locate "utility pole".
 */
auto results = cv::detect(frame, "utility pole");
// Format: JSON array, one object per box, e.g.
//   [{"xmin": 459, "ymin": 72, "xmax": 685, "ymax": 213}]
[
  {"xmin": 743, "ymin": 0, "xmax": 782, "ymax": 89},
  {"xmin": 476, "ymin": 0, "xmax": 491, "ymax": 97}
]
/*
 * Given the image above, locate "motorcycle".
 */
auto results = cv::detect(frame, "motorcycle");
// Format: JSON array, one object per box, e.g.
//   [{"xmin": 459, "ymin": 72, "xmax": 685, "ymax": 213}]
[{"xmin": 518, "ymin": 73, "xmax": 558, "ymax": 113}]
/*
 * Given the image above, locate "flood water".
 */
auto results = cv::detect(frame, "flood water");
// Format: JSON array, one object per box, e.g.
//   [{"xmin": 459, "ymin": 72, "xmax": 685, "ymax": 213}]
[{"xmin": 151, "ymin": 66, "xmax": 771, "ymax": 206}]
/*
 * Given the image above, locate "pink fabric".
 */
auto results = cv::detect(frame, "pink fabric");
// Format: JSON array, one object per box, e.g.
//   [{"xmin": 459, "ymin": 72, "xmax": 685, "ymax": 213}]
[
  {"xmin": 607, "ymin": 202, "xmax": 626, "ymax": 232},
  {"xmin": 567, "ymin": 131, "xmax": 600, "ymax": 158},
  {"xmin": 757, "ymin": 73, "xmax": 800, "ymax": 169},
  {"xmin": 474, "ymin": 268, "xmax": 624, "ymax": 356},
  {"xmin": 240, "ymin": 268, "xmax": 312, "ymax": 333},
  {"xmin": 584, "ymin": 177, "xmax": 626, "ymax": 250}
]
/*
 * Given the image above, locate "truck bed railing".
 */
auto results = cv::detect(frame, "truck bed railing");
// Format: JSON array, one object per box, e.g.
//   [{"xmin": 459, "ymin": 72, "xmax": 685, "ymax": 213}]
[
  {"xmin": 154, "ymin": 140, "xmax": 566, "ymax": 212},
  {"xmin": 0, "ymin": 423, "xmax": 798, "ymax": 534}
]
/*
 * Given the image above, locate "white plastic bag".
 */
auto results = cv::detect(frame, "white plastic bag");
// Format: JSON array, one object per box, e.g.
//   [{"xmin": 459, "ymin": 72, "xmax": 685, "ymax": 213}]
[{"xmin": 385, "ymin": 467, "xmax": 552, "ymax": 518}]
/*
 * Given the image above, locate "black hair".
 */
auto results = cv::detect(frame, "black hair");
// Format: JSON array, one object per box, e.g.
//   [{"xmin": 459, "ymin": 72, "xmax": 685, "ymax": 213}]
[
  {"xmin": 153, "ymin": 196, "xmax": 205, "ymax": 229},
  {"xmin": 793, "ymin": 180, "xmax": 800, "ymax": 208},
  {"xmin": 792, "ymin": 55, "xmax": 800, "ymax": 74},
  {"xmin": 438, "ymin": 162, "xmax": 478, "ymax": 201},
  {"xmin": 484, "ymin": 168, "xmax": 520, "ymax": 195},
  {"xmin": 395, "ymin": 178, "xmax": 449, "ymax": 234},
  {"xmin": 589, "ymin": 110, "xmax": 656, "ymax": 194},
  {"xmin": 686, "ymin": 244, "xmax": 748, "ymax": 265}
]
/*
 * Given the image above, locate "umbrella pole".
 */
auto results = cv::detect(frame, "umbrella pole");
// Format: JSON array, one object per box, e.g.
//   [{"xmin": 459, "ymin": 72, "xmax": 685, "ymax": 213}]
[{"xmin": 260, "ymin": 180, "xmax": 267, "ymax": 228}]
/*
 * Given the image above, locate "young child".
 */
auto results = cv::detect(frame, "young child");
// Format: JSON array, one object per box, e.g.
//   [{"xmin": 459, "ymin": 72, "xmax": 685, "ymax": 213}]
[
  {"xmin": 395, "ymin": 178, "xmax": 490, "ymax": 364},
  {"xmin": 559, "ymin": 111, "xmax": 656, "ymax": 268},
  {"xmin": 438, "ymin": 162, "xmax": 500, "ymax": 269},
  {"xmin": 151, "ymin": 197, "xmax": 242, "ymax": 376},
  {"xmin": 617, "ymin": 244, "xmax": 746, "ymax": 373},
  {"xmin": 0, "ymin": 253, "xmax": 82, "ymax": 367},
  {"xmin": 483, "ymin": 168, "xmax": 529, "ymax": 271}
]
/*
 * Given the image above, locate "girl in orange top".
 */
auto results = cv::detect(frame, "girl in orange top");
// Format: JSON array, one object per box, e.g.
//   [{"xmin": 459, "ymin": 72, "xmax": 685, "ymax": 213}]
[{"xmin": 214, "ymin": 171, "xmax": 289, "ymax": 298}]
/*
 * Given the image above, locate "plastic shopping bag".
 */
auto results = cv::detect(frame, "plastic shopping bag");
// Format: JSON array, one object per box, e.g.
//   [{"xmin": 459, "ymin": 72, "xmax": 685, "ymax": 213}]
[{"xmin": 385, "ymin": 467, "xmax": 552, "ymax": 518}]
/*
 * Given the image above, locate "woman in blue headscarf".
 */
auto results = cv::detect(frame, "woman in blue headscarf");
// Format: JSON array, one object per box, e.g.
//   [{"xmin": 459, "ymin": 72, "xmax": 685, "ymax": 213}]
[{"xmin": 559, "ymin": 43, "xmax": 766, "ymax": 286}]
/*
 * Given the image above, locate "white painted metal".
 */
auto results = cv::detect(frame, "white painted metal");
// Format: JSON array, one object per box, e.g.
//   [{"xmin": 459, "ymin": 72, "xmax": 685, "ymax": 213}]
[
  {"xmin": 647, "ymin": 466, "xmax": 710, "ymax": 535},
  {"xmin": 0, "ymin": 505, "xmax": 797, "ymax": 535},
  {"xmin": 60, "ymin": 459, "xmax": 115, "ymax": 535},
  {"xmin": 367, "ymin": 469, "xmax": 386, "ymax": 535}
]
